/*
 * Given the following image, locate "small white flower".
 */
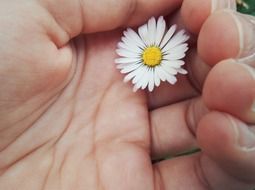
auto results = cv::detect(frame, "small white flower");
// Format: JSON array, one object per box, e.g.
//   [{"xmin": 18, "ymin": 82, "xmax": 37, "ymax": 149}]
[{"xmin": 115, "ymin": 16, "xmax": 190, "ymax": 92}]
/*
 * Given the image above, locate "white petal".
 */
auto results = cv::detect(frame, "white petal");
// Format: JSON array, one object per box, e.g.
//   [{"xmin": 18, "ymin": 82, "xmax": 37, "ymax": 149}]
[
  {"xmin": 132, "ymin": 66, "xmax": 147, "ymax": 84},
  {"xmin": 125, "ymin": 28, "xmax": 146, "ymax": 48},
  {"xmin": 116, "ymin": 48, "xmax": 140, "ymax": 58},
  {"xmin": 138, "ymin": 24, "xmax": 150, "ymax": 46},
  {"xmin": 120, "ymin": 63, "xmax": 142, "ymax": 74},
  {"xmin": 157, "ymin": 66, "xmax": 177, "ymax": 84},
  {"xmin": 141, "ymin": 68, "xmax": 150, "ymax": 89},
  {"xmin": 123, "ymin": 66, "xmax": 143, "ymax": 83},
  {"xmin": 155, "ymin": 16, "xmax": 166, "ymax": 46},
  {"xmin": 133, "ymin": 67, "xmax": 148, "ymax": 91},
  {"xmin": 117, "ymin": 42, "xmax": 128, "ymax": 49},
  {"xmin": 174, "ymin": 60, "xmax": 185, "ymax": 66},
  {"xmin": 136, "ymin": 78, "xmax": 146, "ymax": 90},
  {"xmin": 165, "ymin": 73, "xmax": 177, "ymax": 84},
  {"xmin": 161, "ymin": 61, "xmax": 178, "ymax": 75},
  {"xmin": 117, "ymin": 62, "xmax": 134, "ymax": 69},
  {"xmin": 177, "ymin": 68, "xmax": 188, "ymax": 75},
  {"xmin": 148, "ymin": 69, "xmax": 155, "ymax": 92},
  {"xmin": 123, "ymin": 30, "xmax": 138, "ymax": 49},
  {"xmin": 162, "ymin": 30, "xmax": 189, "ymax": 52},
  {"xmin": 156, "ymin": 66, "xmax": 167, "ymax": 82},
  {"xmin": 121, "ymin": 37, "xmax": 142, "ymax": 53},
  {"xmin": 164, "ymin": 52, "xmax": 186, "ymax": 60},
  {"xmin": 154, "ymin": 68, "xmax": 161, "ymax": 87},
  {"xmin": 160, "ymin": 60, "xmax": 184, "ymax": 69},
  {"xmin": 160, "ymin": 24, "xmax": 177, "ymax": 49},
  {"xmin": 117, "ymin": 42, "xmax": 141, "ymax": 54},
  {"xmin": 164, "ymin": 43, "xmax": 188, "ymax": 55},
  {"xmin": 147, "ymin": 17, "xmax": 157, "ymax": 46},
  {"xmin": 133, "ymin": 83, "xmax": 140, "ymax": 92},
  {"xmin": 115, "ymin": 57, "xmax": 140, "ymax": 64}
]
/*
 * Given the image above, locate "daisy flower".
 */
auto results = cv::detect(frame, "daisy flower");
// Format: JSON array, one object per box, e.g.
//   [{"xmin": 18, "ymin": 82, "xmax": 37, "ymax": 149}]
[{"xmin": 115, "ymin": 16, "xmax": 190, "ymax": 92}]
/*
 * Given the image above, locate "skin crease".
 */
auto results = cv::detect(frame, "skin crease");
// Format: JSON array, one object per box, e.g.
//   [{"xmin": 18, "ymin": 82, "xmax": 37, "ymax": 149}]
[{"xmin": 0, "ymin": 0, "xmax": 255, "ymax": 190}]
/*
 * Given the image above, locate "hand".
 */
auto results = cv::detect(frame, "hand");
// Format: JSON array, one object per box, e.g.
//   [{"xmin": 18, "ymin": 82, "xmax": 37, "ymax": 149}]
[{"xmin": 0, "ymin": 0, "xmax": 254, "ymax": 189}]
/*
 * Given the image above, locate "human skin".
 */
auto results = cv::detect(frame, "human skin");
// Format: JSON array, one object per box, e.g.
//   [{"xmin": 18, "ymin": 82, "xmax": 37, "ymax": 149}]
[{"xmin": 0, "ymin": 0, "xmax": 255, "ymax": 189}]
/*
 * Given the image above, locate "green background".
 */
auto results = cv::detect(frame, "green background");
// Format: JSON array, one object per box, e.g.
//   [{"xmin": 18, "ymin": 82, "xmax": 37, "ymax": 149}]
[{"xmin": 237, "ymin": 0, "xmax": 255, "ymax": 15}]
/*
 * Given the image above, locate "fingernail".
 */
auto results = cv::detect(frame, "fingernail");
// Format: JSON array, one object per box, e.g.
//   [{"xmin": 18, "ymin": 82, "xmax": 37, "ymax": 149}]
[
  {"xmin": 228, "ymin": 115, "xmax": 255, "ymax": 152},
  {"xmin": 238, "ymin": 63, "xmax": 255, "ymax": 80},
  {"xmin": 237, "ymin": 124, "xmax": 255, "ymax": 152},
  {"xmin": 228, "ymin": 12, "xmax": 255, "ymax": 63},
  {"xmin": 236, "ymin": 63, "xmax": 255, "ymax": 114},
  {"xmin": 211, "ymin": 0, "xmax": 236, "ymax": 13},
  {"xmin": 251, "ymin": 101, "xmax": 255, "ymax": 113}
]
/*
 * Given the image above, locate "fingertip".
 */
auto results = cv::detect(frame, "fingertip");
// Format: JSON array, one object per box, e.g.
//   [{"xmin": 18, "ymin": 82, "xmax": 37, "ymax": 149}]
[
  {"xmin": 181, "ymin": 0, "xmax": 237, "ymax": 35},
  {"xmin": 198, "ymin": 11, "xmax": 240, "ymax": 66},
  {"xmin": 202, "ymin": 60, "xmax": 255, "ymax": 123},
  {"xmin": 127, "ymin": 0, "xmax": 183, "ymax": 27},
  {"xmin": 181, "ymin": 0, "xmax": 211, "ymax": 34},
  {"xmin": 198, "ymin": 112, "xmax": 255, "ymax": 182},
  {"xmin": 197, "ymin": 112, "xmax": 236, "ymax": 154},
  {"xmin": 197, "ymin": 112, "xmax": 241, "ymax": 175}
]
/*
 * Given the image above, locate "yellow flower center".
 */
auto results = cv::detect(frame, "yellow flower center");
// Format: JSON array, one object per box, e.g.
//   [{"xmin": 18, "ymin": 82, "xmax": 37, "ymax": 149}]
[{"xmin": 142, "ymin": 46, "xmax": 162, "ymax": 67}]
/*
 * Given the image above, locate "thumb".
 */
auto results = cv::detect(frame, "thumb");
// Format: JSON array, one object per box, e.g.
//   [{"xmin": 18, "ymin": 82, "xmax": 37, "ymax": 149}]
[
  {"xmin": 198, "ymin": 9, "xmax": 255, "ymax": 66},
  {"xmin": 197, "ymin": 112, "xmax": 255, "ymax": 189},
  {"xmin": 42, "ymin": 0, "xmax": 182, "ymax": 40}
]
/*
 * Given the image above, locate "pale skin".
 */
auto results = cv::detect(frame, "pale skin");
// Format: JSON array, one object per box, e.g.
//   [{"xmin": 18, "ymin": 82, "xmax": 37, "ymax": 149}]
[{"xmin": 0, "ymin": 0, "xmax": 255, "ymax": 189}]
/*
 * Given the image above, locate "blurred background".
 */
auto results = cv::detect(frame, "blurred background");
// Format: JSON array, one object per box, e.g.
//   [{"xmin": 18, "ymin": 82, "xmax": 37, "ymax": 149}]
[{"xmin": 237, "ymin": 0, "xmax": 255, "ymax": 15}]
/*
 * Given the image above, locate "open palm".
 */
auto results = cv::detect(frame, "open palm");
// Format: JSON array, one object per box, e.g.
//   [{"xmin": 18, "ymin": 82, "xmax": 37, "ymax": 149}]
[{"xmin": 0, "ymin": 0, "xmax": 255, "ymax": 190}]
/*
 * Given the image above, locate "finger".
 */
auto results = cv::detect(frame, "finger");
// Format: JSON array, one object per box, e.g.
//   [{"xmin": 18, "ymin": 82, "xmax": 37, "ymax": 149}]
[
  {"xmin": 149, "ymin": 0, "xmax": 234, "ymax": 109},
  {"xmin": 154, "ymin": 154, "xmax": 211, "ymax": 190},
  {"xmin": 203, "ymin": 59, "xmax": 255, "ymax": 123},
  {"xmin": 181, "ymin": 0, "xmax": 236, "ymax": 34},
  {"xmin": 197, "ymin": 111, "xmax": 255, "ymax": 186},
  {"xmin": 198, "ymin": 10, "xmax": 255, "ymax": 66},
  {"xmin": 150, "ymin": 97, "xmax": 209, "ymax": 159},
  {"xmin": 41, "ymin": 0, "xmax": 183, "ymax": 42},
  {"xmin": 153, "ymin": 153, "xmax": 254, "ymax": 190}
]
